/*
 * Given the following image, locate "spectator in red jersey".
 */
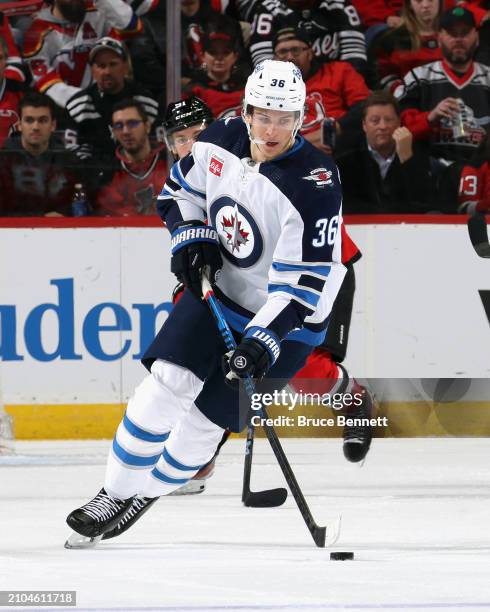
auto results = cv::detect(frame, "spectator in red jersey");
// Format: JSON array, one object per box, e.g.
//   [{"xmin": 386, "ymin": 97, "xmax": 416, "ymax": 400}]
[
  {"xmin": 95, "ymin": 99, "xmax": 167, "ymax": 216},
  {"xmin": 457, "ymin": 132, "xmax": 490, "ymax": 213},
  {"xmin": 187, "ymin": 17, "xmax": 250, "ymax": 119},
  {"xmin": 0, "ymin": 92, "xmax": 81, "ymax": 216},
  {"xmin": 273, "ymin": 27, "xmax": 369, "ymax": 154},
  {"xmin": 368, "ymin": 0, "xmax": 443, "ymax": 91},
  {"xmin": 336, "ymin": 91, "xmax": 433, "ymax": 213},
  {"xmin": 395, "ymin": 7, "xmax": 490, "ymax": 167},
  {"xmin": 0, "ymin": 34, "xmax": 24, "ymax": 147},
  {"xmin": 22, "ymin": 0, "xmax": 142, "ymax": 108}
]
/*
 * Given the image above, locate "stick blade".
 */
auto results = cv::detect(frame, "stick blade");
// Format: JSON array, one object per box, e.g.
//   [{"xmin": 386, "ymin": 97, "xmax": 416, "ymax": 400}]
[
  {"xmin": 243, "ymin": 487, "xmax": 288, "ymax": 508},
  {"xmin": 324, "ymin": 515, "xmax": 342, "ymax": 547}
]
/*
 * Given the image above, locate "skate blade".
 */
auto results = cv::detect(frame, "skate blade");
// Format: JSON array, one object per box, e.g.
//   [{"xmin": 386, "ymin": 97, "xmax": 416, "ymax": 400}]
[
  {"xmin": 168, "ymin": 481, "xmax": 205, "ymax": 496},
  {"xmin": 324, "ymin": 515, "xmax": 342, "ymax": 547},
  {"xmin": 64, "ymin": 531, "xmax": 103, "ymax": 549}
]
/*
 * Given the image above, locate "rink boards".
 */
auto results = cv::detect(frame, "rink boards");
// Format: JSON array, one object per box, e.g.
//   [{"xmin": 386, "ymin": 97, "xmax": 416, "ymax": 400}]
[{"xmin": 1, "ymin": 215, "xmax": 489, "ymax": 438}]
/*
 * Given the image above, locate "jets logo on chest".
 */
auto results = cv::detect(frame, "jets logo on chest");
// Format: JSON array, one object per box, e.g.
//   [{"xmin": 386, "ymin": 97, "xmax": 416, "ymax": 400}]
[
  {"xmin": 210, "ymin": 197, "xmax": 264, "ymax": 268},
  {"xmin": 221, "ymin": 211, "xmax": 249, "ymax": 253},
  {"xmin": 303, "ymin": 167, "xmax": 333, "ymax": 188},
  {"xmin": 209, "ymin": 154, "xmax": 224, "ymax": 177}
]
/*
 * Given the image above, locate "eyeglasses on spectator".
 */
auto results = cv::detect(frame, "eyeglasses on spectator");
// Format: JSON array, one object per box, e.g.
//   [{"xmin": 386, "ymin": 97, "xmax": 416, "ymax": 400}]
[
  {"xmin": 275, "ymin": 45, "xmax": 310, "ymax": 58},
  {"xmin": 112, "ymin": 119, "xmax": 144, "ymax": 131}
]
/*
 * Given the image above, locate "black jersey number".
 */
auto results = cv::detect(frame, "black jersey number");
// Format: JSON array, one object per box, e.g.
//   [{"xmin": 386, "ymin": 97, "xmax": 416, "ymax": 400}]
[{"xmin": 270, "ymin": 79, "xmax": 285, "ymax": 87}]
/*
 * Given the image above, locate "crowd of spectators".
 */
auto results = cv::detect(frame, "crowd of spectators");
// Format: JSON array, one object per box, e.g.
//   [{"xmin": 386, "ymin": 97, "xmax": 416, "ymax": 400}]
[{"xmin": 0, "ymin": 0, "xmax": 489, "ymax": 217}]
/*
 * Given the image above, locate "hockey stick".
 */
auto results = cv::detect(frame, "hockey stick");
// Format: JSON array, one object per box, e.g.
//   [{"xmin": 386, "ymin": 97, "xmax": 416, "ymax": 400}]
[
  {"xmin": 468, "ymin": 212, "xmax": 490, "ymax": 258},
  {"xmin": 202, "ymin": 276, "xmax": 340, "ymax": 548},
  {"xmin": 242, "ymin": 421, "xmax": 288, "ymax": 508}
]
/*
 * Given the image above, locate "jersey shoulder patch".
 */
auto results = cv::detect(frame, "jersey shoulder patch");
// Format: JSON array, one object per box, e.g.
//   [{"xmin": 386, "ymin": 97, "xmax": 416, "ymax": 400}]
[{"xmin": 262, "ymin": 138, "xmax": 341, "ymax": 211}]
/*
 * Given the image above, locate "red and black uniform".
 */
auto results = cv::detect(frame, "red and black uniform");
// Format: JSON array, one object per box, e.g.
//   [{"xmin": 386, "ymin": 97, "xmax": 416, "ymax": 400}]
[
  {"xmin": 238, "ymin": 0, "xmax": 367, "ymax": 77},
  {"xmin": 302, "ymin": 60, "xmax": 369, "ymax": 134},
  {"xmin": 369, "ymin": 26, "xmax": 441, "ymax": 91},
  {"xmin": 188, "ymin": 66, "xmax": 249, "ymax": 119},
  {"xmin": 95, "ymin": 145, "xmax": 167, "ymax": 216},
  {"xmin": 0, "ymin": 78, "xmax": 24, "ymax": 148},
  {"xmin": 0, "ymin": 134, "xmax": 80, "ymax": 216},
  {"xmin": 458, "ymin": 160, "xmax": 490, "ymax": 214},
  {"xmin": 395, "ymin": 59, "xmax": 490, "ymax": 163}
]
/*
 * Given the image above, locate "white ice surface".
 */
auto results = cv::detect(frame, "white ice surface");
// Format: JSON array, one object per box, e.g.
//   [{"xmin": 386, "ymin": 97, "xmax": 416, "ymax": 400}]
[{"xmin": 1, "ymin": 438, "xmax": 490, "ymax": 611}]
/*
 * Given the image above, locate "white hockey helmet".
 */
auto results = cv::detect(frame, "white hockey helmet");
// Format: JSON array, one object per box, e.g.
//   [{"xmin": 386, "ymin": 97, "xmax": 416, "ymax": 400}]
[{"xmin": 243, "ymin": 59, "xmax": 306, "ymax": 131}]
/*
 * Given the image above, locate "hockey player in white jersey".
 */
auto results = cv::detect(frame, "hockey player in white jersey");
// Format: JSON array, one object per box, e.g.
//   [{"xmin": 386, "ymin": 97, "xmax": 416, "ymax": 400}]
[{"xmin": 66, "ymin": 59, "xmax": 346, "ymax": 544}]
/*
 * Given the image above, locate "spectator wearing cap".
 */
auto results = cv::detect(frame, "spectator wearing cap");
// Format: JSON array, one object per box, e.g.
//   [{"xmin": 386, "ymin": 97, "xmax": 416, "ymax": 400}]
[
  {"xmin": 186, "ymin": 17, "xmax": 251, "ymax": 119},
  {"xmin": 95, "ymin": 98, "xmax": 167, "ymax": 216},
  {"xmin": 0, "ymin": 34, "xmax": 25, "ymax": 148},
  {"xmin": 336, "ymin": 90, "xmax": 434, "ymax": 213},
  {"xmin": 273, "ymin": 26, "xmax": 369, "ymax": 154},
  {"xmin": 395, "ymin": 6, "xmax": 490, "ymax": 167},
  {"xmin": 22, "ymin": 0, "xmax": 142, "ymax": 108},
  {"xmin": 64, "ymin": 37, "xmax": 159, "ymax": 164}
]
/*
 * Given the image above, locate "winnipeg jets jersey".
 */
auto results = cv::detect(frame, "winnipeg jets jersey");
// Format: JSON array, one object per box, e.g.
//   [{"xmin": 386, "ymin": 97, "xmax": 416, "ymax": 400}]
[{"xmin": 158, "ymin": 117, "xmax": 346, "ymax": 346}]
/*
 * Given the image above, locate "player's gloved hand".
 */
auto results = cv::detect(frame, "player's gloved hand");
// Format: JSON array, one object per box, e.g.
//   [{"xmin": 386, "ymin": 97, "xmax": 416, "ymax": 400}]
[
  {"xmin": 170, "ymin": 220, "xmax": 222, "ymax": 300},
  {"xmin": 222, "ymin": 327, "xmax": 280, "ymax": 388}
]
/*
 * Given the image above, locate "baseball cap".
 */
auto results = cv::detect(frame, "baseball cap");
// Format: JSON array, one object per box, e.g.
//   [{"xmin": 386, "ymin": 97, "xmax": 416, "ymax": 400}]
[
  {"xmin": 439, "ymin": 7, "xmax": 476, "ymax": 31},
  {"xmin": 89, "ymin": 37, "xmax": 128, "ymax": 64},
  {"xmin": 203, "ymin": 30, "xmax": 237, "ymax": 53},
  {"xmin": 273, "ymin": 26, "xmax": 312, "ymax": 50}
]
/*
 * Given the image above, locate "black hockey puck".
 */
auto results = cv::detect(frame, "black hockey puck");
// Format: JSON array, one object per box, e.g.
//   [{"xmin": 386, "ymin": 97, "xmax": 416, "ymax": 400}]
[{"xmin": 330, "ymin": 551, "xmax": 354, "ymax": 560}]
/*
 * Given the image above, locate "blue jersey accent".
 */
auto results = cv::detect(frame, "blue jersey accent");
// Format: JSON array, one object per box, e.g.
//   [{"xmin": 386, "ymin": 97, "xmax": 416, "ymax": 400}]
[
  {"xmin": 162, "ymin": 448, "xmax": 202, "ymax": 471},
  {"xmin": 112, "ymin": 438, "xmax": 161, "ymax": 467},
  {"xmin": 268, "ymin": 283, "xmax": 321, "ymax": 308},
  {"xmin": 272, "ymin": 261, "xmax": 331, "ymax": 277},
  {"xmin": 171, "ymin": 163, "xmax": 206, "ymax": 199},
  {"xmin": 151, "ymin": 467, "xmax": 188, "ymax": 485},
  {"xmin": 123, "ymin": 414, "xmax": 169, "ymax": 443}
]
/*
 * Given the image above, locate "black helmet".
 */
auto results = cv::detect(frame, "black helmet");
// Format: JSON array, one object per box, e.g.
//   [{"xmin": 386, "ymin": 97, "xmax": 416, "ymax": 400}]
[{"xmin": 163, "ymin": 96, "xmax": 214, "ymax": 135}]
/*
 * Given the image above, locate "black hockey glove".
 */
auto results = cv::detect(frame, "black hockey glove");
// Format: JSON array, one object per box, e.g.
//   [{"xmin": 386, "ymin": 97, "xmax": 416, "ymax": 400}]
[
  {"xmin": 170, "ymin": 220, "xmax": 222, "ymax": 300},
  {"xmin": 222, "ymin": 327, "xmax": 281, "ymax": 388}
]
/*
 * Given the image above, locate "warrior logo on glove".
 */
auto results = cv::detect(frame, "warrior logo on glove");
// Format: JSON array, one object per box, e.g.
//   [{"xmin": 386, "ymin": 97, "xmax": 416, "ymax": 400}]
[{"xmin": 170, "ymin": 220, "xmax": 223, "ymax": 300}]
